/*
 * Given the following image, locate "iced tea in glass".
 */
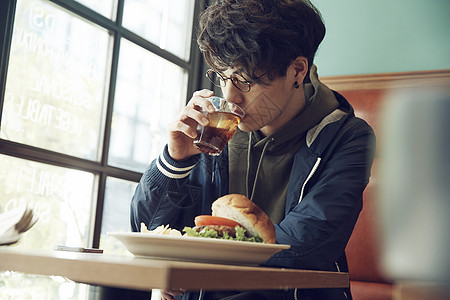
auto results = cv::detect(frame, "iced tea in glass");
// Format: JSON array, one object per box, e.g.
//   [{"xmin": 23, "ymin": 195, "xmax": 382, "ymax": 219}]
[{"xmin": 193, "ymin": 97, "xmax": 244, "ymax": 155}]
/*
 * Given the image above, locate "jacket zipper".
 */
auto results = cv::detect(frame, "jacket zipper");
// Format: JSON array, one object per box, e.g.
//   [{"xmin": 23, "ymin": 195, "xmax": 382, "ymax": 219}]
[
  {"xmin": 335, "ymin": 261, "xmax": 349, "ymax": 299},
  {"xmin": 298, "ymin": 157, "xmax": 321, "ymax": 203}
]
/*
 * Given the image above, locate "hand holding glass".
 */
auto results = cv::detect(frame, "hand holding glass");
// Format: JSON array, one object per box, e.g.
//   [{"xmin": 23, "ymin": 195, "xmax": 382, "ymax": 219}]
[{"xmin": 193, "ymin": 97, "xmax": 244, "ymax": 156}]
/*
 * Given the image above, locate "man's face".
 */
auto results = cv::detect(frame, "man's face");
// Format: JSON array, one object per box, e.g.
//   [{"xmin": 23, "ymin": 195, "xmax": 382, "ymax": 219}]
[{"xmin": 220, "ymin": 69, "xmax": 304, "ymax": 135}]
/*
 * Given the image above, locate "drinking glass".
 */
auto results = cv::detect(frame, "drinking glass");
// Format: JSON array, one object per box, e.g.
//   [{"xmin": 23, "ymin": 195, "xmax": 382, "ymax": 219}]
[{"xmin": 193, "ymin": 96, "xmax": 244, "ymax": 156}]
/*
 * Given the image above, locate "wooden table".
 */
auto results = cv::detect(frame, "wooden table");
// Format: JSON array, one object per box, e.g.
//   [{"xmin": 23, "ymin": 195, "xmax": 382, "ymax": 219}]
[{"xmin": 0, "ymin": 247, "xmax": 349, "ymax": 292}]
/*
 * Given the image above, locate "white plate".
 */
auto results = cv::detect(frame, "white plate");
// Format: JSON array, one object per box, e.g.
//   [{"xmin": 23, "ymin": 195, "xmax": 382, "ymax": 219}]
[{"xmin": 108, "ymin": 232, "xmax": 290, "ymax": 266}]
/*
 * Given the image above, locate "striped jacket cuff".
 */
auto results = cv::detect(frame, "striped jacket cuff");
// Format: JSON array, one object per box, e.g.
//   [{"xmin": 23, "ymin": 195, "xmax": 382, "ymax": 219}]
[{"xmin": 155, "ymin": 145, "xmax": 199, "ymax": 180}]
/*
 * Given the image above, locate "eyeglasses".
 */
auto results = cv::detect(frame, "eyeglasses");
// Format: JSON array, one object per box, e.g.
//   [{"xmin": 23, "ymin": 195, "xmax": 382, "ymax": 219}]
[{"xmin": 206, "ymin": 69, "xmax": 252, "ymax": 92}]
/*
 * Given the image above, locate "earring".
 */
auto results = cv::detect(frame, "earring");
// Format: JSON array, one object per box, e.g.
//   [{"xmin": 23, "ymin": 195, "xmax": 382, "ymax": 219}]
[{"xmin": 294, "ymin": 81, "xmax": 300, "ymax": 89}]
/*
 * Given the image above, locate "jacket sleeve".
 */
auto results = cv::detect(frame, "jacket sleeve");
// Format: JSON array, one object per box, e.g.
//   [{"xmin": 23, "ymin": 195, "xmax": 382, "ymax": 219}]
[
  {"xmin": 130, "ymin": 145, "xmax": 202, "ymax": 232},
  {"xmin": 265, "ymin": 119, "xmax": 376, "ymax": 271}
]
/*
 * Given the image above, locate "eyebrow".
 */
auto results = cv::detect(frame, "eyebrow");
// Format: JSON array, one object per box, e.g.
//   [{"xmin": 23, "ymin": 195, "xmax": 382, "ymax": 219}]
[{"xmin": 226, "ymin": 72, "xmax": 251, "ymax": 82}]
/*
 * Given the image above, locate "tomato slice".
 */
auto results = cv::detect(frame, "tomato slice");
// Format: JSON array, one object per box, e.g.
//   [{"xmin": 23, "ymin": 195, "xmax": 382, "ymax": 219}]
[{"xmin": 194, "ymin": 215, "xmax": 242, "ymax": 228}]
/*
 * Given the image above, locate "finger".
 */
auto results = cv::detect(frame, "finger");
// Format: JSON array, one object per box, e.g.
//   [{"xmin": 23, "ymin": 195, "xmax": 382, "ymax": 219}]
[
  {"xmin": 160, "ymin": 291, "xmax": 174, "ymax": 300},
  {"xmin": 170, "ymin": 109, "xmax": 205, "ymax": 137},
  {"xmin": 189, "ymin": 91, "xmax": 215, "ymax": 113},
  {"xmin": 193, "ymin": 89, "xmax": 214, "ymax": 98},
  {"xmin": 161, "ymin": 289, "xmax": 185, "ymax": 299},
  {"xmin": 179, "ymin": 107, "xmax": 209, "ymax": 126},
  {"xmin": 167, "ymin": 119, "xmax": 198, "ymax": 139},
  {"xmin": 168, "ymin": 290, "xmax": 185, "ymax": 296},
  {"xmin": 167, "ymin": 108, "xmax": 209, "ymax": 139}
]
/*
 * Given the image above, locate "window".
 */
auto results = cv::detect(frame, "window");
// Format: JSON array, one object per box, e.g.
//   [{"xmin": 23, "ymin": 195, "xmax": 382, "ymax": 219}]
[
  {"xmin": 0, "ymin": 0, "xmax": 208, "ymax": 297},
  {"xmin": 2, "ymin": 0, "xmax": 111, "ymax": 160}
]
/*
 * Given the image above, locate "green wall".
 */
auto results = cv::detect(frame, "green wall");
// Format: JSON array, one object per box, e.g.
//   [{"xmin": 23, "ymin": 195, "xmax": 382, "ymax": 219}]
[{"xmin": 313, "ymin": 0, "xmax": 450, "ymax": 76}]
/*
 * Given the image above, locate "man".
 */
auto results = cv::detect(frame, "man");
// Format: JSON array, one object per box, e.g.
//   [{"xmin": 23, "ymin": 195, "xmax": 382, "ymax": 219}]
[{"xmin": 131, "ymin": 0, "xmax": 375, "ymax": 299}]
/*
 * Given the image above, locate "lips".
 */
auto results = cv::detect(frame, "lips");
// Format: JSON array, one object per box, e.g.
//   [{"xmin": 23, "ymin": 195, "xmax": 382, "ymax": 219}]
[{"xmin": 240, "ymin": 93, "xmax": 282, "ymax": 128}]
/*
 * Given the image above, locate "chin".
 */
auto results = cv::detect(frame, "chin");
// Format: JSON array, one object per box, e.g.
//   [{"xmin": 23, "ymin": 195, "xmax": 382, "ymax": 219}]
[
  {"xmin": 238, "ymin": 116, "xmax": 266, "ymax": 132},
  {"xmin": 238, "ymin": 123, "xmax": 261, "ymax": 133}
]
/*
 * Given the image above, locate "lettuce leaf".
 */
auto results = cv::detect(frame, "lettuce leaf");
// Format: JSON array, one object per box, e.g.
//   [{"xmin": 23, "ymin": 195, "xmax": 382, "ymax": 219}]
[{"xmin": 182, "ymin": 225, "xmax": 264, "ymax": 243}]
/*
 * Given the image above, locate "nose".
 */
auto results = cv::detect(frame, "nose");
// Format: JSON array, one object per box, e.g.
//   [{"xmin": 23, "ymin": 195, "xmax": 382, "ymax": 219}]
[{"xmin": 221, "ymin": 84, "xmax": 245, "ymax": 106}]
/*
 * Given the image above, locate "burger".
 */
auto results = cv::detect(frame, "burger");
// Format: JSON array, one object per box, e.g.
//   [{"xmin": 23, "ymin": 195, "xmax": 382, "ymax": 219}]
[{"xmin": 183, "ymin": 194, "xmax": 276, "ymax": 244}]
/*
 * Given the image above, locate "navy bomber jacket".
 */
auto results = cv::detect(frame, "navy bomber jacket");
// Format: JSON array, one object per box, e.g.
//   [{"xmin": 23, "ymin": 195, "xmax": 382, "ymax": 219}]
[{"xmin": 130, "ymin": 92, "xmax": 375, "ymax": 299}]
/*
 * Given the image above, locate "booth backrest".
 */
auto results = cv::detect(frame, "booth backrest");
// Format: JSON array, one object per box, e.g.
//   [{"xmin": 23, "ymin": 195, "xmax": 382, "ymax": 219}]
[
  {"xmin": 321, "ymin": 69, "xmax": 450, "ymax": 300},
  {"xmin": 339, "ymin": 90, "xmax": 393, "ymax": 300}
]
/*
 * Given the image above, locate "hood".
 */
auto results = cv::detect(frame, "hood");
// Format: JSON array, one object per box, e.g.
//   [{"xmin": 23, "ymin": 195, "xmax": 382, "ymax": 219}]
[{"xmin": 231, "ymin": 64, "xmax": 341, "ymax": 155}]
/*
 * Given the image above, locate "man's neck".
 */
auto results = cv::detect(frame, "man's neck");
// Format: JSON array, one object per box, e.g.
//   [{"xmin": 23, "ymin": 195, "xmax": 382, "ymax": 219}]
[{"xmin": 260, "ymin": 88, "xmax": 307, "ymax": 136}]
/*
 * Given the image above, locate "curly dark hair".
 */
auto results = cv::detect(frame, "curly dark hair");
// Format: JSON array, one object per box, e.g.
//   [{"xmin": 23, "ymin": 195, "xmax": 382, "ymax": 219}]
[{"xmin": 197, "ymin": 0, "xmax": 325, "ymax": 84}]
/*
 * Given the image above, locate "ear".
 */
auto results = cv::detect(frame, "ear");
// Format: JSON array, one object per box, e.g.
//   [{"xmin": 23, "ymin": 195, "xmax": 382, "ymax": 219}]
[{"xmin": 289, "ymin": 56, "xmax": 308, "ymax": 84}]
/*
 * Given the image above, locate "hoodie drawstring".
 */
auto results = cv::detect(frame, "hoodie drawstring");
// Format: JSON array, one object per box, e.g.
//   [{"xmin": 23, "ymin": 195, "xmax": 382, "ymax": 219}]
[
  {"xmin": 246, "ymin": 133, "xmax": 275, "ymax": 201},
  {"xmin": 245, "ymin": 133, "xmax": 252, "ymax": 198}
]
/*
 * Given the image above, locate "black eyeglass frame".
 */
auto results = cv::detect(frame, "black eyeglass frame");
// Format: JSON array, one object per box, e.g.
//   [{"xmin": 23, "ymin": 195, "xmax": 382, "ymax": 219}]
[{"xmin": 205, "ymin": 69, "xmax": 252, "ymax": 92}]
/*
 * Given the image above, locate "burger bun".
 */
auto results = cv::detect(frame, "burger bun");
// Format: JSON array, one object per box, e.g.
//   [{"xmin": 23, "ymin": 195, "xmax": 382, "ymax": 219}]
[{"xmin": 211, "ymin": 194, "xmax": 276, "ymax": 244}]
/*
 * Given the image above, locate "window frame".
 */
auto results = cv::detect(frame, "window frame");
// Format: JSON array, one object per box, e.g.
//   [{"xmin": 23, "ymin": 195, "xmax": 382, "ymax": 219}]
[{"xmin": 0, "ymin": 0, "xmax": 210, "ymax": 248}]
